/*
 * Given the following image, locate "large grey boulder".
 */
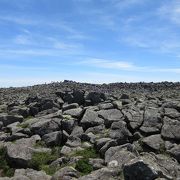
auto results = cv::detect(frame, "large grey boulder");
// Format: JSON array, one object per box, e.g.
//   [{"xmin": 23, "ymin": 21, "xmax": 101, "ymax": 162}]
[
  {"xmin": 105, "ymin": 144, "xmax": 136, "ymax": 168},
  {"xmin": 78, "ymin": 167, "xmax": 120, "ymax": 180},
  {"xmin": 13, "ymin": 168, "xmax": 51, "ymax": 180},
  {"xmin": 9, "ymin": 106, "xmax": 30, "ymax": 118},
  {"xmin": 51, "ymin": 166, "xmax": 79, "ymax": 180},
  {"xmin": 42, "ymin": 131, "xmax": 62, "ymax": 146},
  {"xmin": 63, "ymin": 107, "xmax": 83, "ymax": 118},
  {"xmin": 81, "ymin": 110, "xmax": 104, "ymax": 130},
  {"xmin": 6, "ymin": 135, "xmax": 43, "ymax": 168},
  {"xmin": 123, "ymin": 158, "xmax": 159, "ymax": 180},
  {"xmin": 98, "ymin": 103, "xmax": 114, "ymax": 110},
  {"xmin": 89, "ymin": 158, "xmax": 105, "ymax": 170},
  {"xmin": 70, "ymin": 126, "xmax": 84, "ymax": 138},
  {"xmin": 142, "ymin": 134, "xmax": 164, "ymax": 152},
  {"xmin": 168, "ymin": 144, "xmax": 180, "ymax": 163},
  {"xmin": 66, "ymin": 136, "xmax": 81, "ymax": 147},
  {"xmin": 164, "ymin": 108, "xmax": 180, "ymax": 120},
  {"xmin": 95, "ymin": 138, "xmax": 112, "ymax": 151},
  {"xmin": 98, "ymin": 109, "xmax": 124, "ymax": 128},
  {"xmin": 161, "ymin": 116, "xmax": 180, "ymax": 141},
  {"xmin": 0, "ymin": 114, "xmax": 23, "ymax": 126},
  {"xmin": 73, "ymin": 90, "xmax": 85, "ymax": 105},
  {"xmin": 30, "ymin": 117, "xmax": 61, "ymax": 136},
  {"xmin": 123, "ymin": 108, "xmax": 144, "ymax": 130},
  {"xmin": 62, "ymin": 103, "xmax": 79, "ymax": 111},
  {"xmin": 85, "ymin": 92, "xmax": 106, "ymax": 105},
  {"xmin": 123, "ymin": 152, "xmax": 180, "ymax": 180},
  {"xmin": 61, "ymin": 118, "xmax": 76, "ymax": 134},
  {"xmin": 85, "ymin": 124, "xmax": 105, "ymax": 134},
  {"xmin": 140, "ymin": 108, "xmax": 162, "ymax": 135},
  {"xmin": 99, "ymin": 139, "xmax": 118, "ymax": 157},
  {"xmin": 109, "ymin": 121, "xmax": 132, "ymax": 144}
]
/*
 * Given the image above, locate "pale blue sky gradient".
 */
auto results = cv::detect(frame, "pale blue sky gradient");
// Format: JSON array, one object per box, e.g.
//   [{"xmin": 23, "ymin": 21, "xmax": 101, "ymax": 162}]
[{"xmin": 1, "ymin": 0, "xmax": 180, "ymax": 87}]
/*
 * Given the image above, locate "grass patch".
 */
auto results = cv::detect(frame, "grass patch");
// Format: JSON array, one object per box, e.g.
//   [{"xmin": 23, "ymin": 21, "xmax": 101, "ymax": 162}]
[
  {"xmin": 0, "ymin": 148, "xmax": 14, "ymax": 177},
  {"xmin": 17, "ymin": 123, "xmax": 29, "ymax": 129},
  {"xmin": 29, "ymin": 151, "xmax": 58, "ymax": 170},
  {"xmin": 25, "ymin": 115, "xmax": 34, "ymax": 120},
  {"xmin": 41, "ymin": 165, "xmax": 59, "ymax": 175},
  {"xmin": 75, "ymin": 158, "xmax": 93, "ymax": 176},
  {"xmin": 29, "ymin": 146, "xmax": 61, "ymax": 175},
  {"xmin": 73, "ymin": 147, "xmax": 99, "ymax": 159}
]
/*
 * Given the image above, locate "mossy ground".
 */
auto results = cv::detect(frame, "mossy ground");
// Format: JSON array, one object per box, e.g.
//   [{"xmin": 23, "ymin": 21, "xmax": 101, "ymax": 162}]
[
  {"xmin": 73, "ymin": 147, "xmax": 100, "ymax": 175},
  {"xmin": 73, "ymin": 147, "xmax": 99, "ymax": 159},
  {"xmin": 75, "ymin": 158, "xmax": 93, "ymax": 175},
  {"xmin": 0, "ymin": 148, "xmax": 14, "ymax": 177},
  {"xmin": 29, "ymin": 146, "xmax": 61, "ymax": 175}
]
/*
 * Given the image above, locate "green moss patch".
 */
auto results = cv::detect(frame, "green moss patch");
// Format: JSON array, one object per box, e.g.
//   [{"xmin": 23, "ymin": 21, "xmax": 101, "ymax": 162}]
[
  {"xmin": 29, "ymin": 146, "xmax": 61, "ymax": 175},
  {"xmin": 75, "ymin": 158, "xmax": 93, "ymax": 176},
  {"xmin": 0, "ymin": 148, "xmax": 14, "ymax": 177},
  {"xmin": 73, "ymin": 147, "xmax": 99, "ymax": 159}
]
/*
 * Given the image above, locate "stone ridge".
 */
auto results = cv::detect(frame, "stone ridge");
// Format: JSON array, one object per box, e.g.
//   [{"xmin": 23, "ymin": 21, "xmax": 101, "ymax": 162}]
[{"xmin": 0, "ymin": 81, "xmax": 180, "ymax": 179}]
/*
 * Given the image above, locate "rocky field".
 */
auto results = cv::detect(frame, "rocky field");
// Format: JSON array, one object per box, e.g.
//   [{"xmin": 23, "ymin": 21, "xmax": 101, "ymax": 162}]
[{"xmin": 0, "ymin": 80, "xmax": 180, "ymax": 180}]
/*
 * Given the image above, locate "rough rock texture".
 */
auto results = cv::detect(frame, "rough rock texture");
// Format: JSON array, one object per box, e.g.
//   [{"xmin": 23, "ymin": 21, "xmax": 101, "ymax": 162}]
[{"xmin": 0, "ymin": 81, "xmax": 180, "ymax": 179}]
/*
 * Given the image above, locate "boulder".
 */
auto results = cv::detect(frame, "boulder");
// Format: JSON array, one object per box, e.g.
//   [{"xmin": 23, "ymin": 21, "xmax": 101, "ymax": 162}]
[
  {"xmin": 66, "ymin": 136, "xmax": 81, "ymax": 147},
  {"xmin": 161, "ymin": 116, "xmax": 180, "ymax": 141},
  {"xmin": 81, "ymin": 110, "xmax": 104, "ymax": 130},
  {"xmin": 85, "ymin": 92, "xmax": 106, "ymax": 105},
  {"xmin": 142, "ymin": 134, "xmax": 165, "ymax": 152},
  {"xmin": 98, "ymin": 103, "xmax": 114, "ymax": 110},
  {"xmin": 70, "ymin": 126, "xmax": 84, "ymax": 138},
  {"xmin": 6, "ymin": 135, "xmax": 41, "ymax": 168},
  {"xmin": 85, "ymin": 124, "xmax": 105, "ymax": 134},
  {"xmin": 63, "ymin": 107, "xmax": 83, "ymax": 118},
  {"xmin": 89, "ymin": 158, "xmax": 105, "ymax": 170},
  {"xmin": 109, "ymin": 121, "xmax": 132, "ymax": 144},
  {"xmin": 140, "ymin": 108, "xmax": 162, "ymax": 135},
  {"xmin": 95, "ymin": 138, "xmax": 112, "ymax": 151},
  {"xmin": 78, "ymin": 167, "xmax": 120, "ymax": 180},
  {"xmin": 61, "ymin": 118, "xmax": 76, "ymax": 134},
  {"xmin": 164, "ymin": 108, "xmax": 180, "ymax": 120},
  {"xmin": 168, "ymin": 144, "xmax": 180, "ymax": 163},
  {"xmin": 105, "ymin": 144, "xmax": 136, "ymax": 169},
  {"xmin": 13, "ymin": 168, "xmax": 51, "ymax": 180},
  {"xmin": 123, "ymin": 108, "xmax": 144, "ymax": 130},
  {"xmin": 42, "ymin": 131, "xmax": 62, "ymax": 146},
  {"xmin": 51, "ymin": 166, "xmax": 79, "ymax": 180},
  {"xmin": 99, "ymin": 140, "xmax": 117, "ymax": 157},
  {"xmin": 62, "ymin": 103, "xmax": 79, "ymax": 111},
  {"xmin": 0, "ymin": 114, "xmax": 23, "ymax": 126},
  {"xmin": 30, "ymin": 117, "xmax": 61, "ymax": 136},
  {"xmin": 123, "ymin": 152, "xmax": 180, "ymax": 180},
  {"xmin": 98, "ymin": 109, "xmax": 124, "ymax": 128},
  {"xmin": 73, "ymin": 90, "xmax": 85, "ymax": 105}
]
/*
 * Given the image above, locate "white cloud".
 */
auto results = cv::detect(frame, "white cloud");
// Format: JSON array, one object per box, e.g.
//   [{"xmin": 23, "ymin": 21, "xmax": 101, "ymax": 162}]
[
  {"xmin": 0, "ymin": 49, "xmax": 65, "ymax": 57},
  {"xmin": 158, "ymin": 1, "xmax": 180, "ymax": 25},
  {"xmin": 112, "ymin": 0, "xmax": 149, "ymax": 9},
  {"xmin": 79, "ymin": 58, "xmax": 135, "ymax": 70},
  {"xmin": 78, "ymin": 58, "xmax": 180, "ymax": 74},
  {"xmin": 13, "ymin": 35, "xmax": 31, "ymax": 45}
]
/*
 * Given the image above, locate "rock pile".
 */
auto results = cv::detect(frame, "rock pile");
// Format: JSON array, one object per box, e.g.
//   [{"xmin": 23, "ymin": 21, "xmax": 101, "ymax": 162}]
[{"xmin": 0, "ymin": 81, "xmax": 180, "ymax": 179}]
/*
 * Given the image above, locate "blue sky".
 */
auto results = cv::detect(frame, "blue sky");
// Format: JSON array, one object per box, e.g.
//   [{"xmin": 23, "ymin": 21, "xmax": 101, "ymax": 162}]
[{"xmin": 1, "ymin": 0, "xmax": 180, "ymax": 87}]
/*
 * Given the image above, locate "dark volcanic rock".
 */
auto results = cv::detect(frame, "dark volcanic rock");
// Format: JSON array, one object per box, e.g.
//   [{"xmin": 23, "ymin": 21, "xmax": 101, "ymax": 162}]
[
  {"xmin": 98, "ymin": 109, "xmax": 124, "ymax": 128},
  {"xmin": 140, "ymin": 107, "xmax": 162, "ymax": 135},
  {"xmin": 0, "ymin": 114, "xmax": 23, "ymax": 126},
  {"xmin": 1, "ymin": 81, "xmax": 180, "ymax": 179},
  {"xmin": 161, "ymin": 116, "xmax": 180, "ymax": 141},
  {"xmin": 81, "ymin": 109, "xmax": 104, "ymax": 130}
]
